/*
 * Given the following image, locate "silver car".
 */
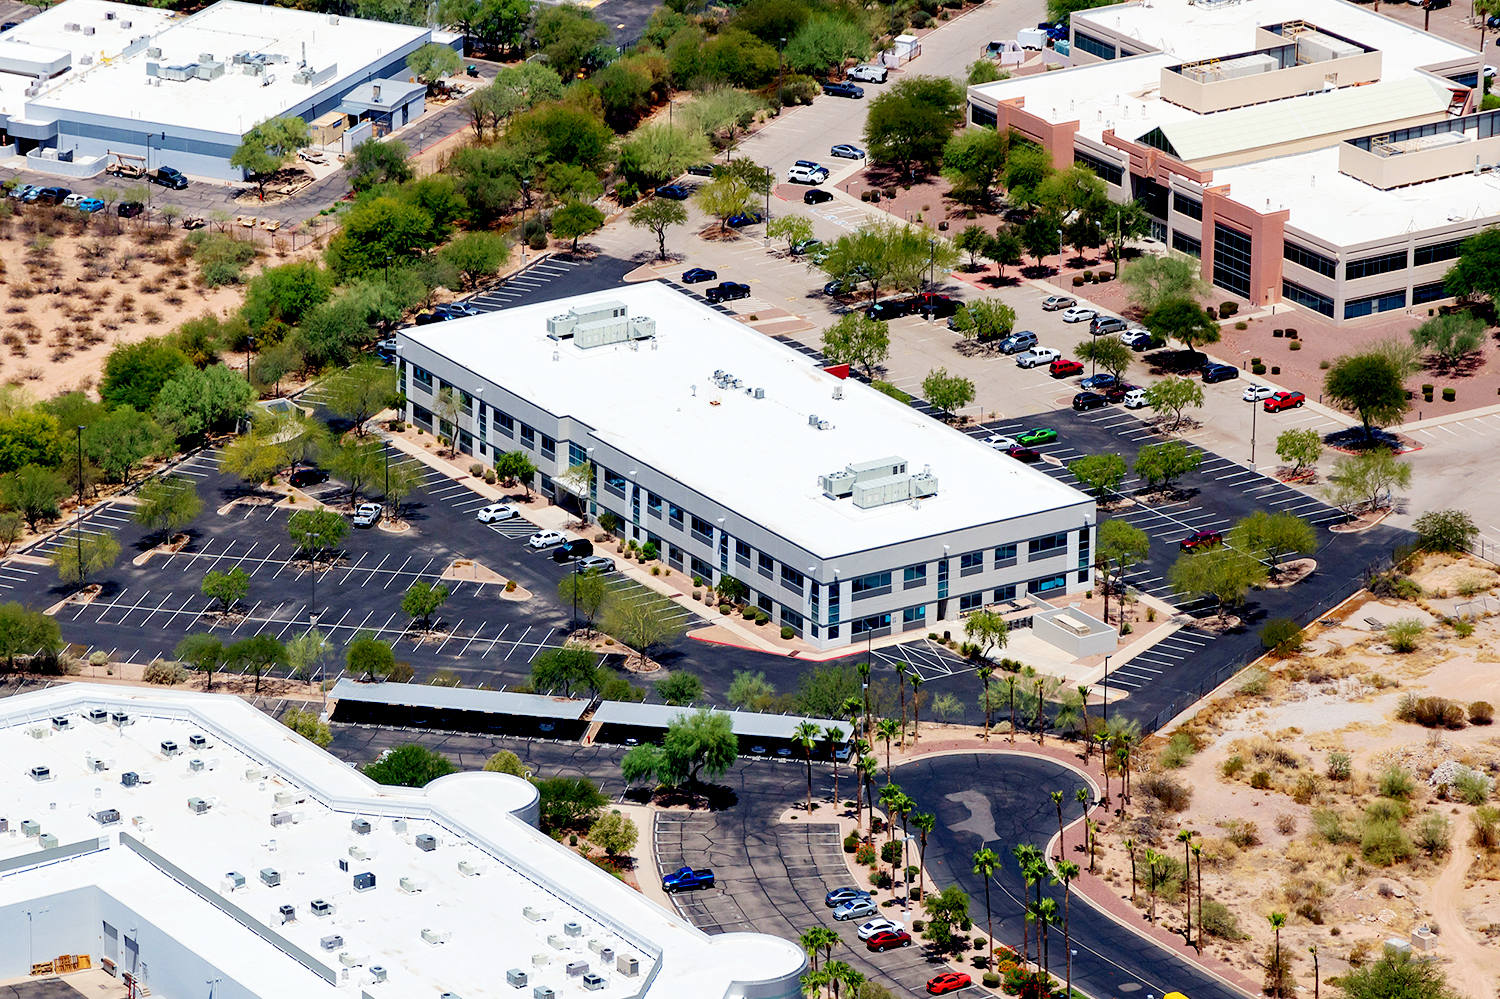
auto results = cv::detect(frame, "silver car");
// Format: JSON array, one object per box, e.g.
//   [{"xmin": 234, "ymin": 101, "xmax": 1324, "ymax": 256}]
[{"xmin": 833, "ymin": 897, "xmax": 879, "ymax": 921}]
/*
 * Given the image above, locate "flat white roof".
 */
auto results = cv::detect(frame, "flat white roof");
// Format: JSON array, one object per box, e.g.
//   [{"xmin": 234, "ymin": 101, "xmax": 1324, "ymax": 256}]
[
  {"xmin": 16, "ymin": 0, "xmax": 426, "ymax": 134},
  {"xmin": 0, "ymin": 685, "xmax": 804, "ymax": 999},
  {"xmin": 401, "ymin": 283, "xmax": 1090, "ymax": 560}
]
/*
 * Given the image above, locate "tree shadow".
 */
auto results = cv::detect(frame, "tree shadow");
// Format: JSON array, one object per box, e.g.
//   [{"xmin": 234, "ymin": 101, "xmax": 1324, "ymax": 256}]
[
  {"xmin": 1422, "ymin": 352, "xmax": 1486, "ymax": 378},
  {"xmin": 1020, "ymin": 263, "xmax": 1057, "ymax": 280},
  {"xmin": 978, "ymin": 273, "xmax": 1021, "ymax": 288}
]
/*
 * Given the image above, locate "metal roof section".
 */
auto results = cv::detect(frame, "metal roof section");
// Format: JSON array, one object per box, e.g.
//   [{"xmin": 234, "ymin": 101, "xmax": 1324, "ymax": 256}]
[
  {"xmin": 329, "ymin": 678, "xmax": 590, "ymax": 720},
  {"xmin": 591, "ymin": 701, "xmax": 853, "ymax": 741}
]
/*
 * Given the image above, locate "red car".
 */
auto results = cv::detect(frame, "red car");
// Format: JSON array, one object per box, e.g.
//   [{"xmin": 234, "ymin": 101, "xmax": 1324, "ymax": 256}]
[
  {"xmin": 866, "ymin": 928, "xmax": 912, "ymax": 952},
  {"xmin": 1179, "ymin": 530, "xmax": 1223, "ymax": 552},
  {"xmin": 928, "ymin": 972, "xmax": 972, "ymax": 995},
  {"xmin": 1263, "ymin": 391, "xmax": 1306, "ymax": 412},
  {"xmin": 1005, "ymin": 445, "xmax": 1041, "ymax": 462},
  {"xmin": 1104, "ymin": 382, "xmax": 1140, "ymax": 403},
  {"xmin": 1049, "ymin": 358, "xmax": 1084, "ymax": 378}
]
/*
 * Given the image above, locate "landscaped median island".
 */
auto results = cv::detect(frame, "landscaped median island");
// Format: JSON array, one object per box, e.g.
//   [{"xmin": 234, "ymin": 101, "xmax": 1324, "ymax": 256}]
[{"xmin": 1078, "ymin": 545, "xmax": 1500, "ymax": 999}]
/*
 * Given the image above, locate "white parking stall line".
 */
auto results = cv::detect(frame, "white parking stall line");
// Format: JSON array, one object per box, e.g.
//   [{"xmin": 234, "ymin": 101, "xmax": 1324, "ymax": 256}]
[
  {"xmin": 338, "ymin": 552, "xmax": 369, "ymax": 585},
  {"xmin": 383, "ymin": 557, "xmax": 413, "ymax": 590}
]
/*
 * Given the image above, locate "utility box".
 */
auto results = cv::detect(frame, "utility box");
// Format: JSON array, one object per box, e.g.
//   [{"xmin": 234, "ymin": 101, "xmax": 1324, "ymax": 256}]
[
  {"xmin": 160, "ymin": 740, "xmax": 178, "ymax": 756},
  {"xmin": 421, "ymin": 928, "xmax": 450, "ymax": 945},
  {"xmin": 523, "ymin": 906, "xmax": 552, "ymax": 922},
  {"xmin": 506, "ymin": 969, "xmax": 528, "ymax": 988},
  {"xmin": 617, "ymin": 954, "xmax": 639, "ymax": 977},
  {"xmin": 564, "ymin": 922, "xmax": 583, "ymax": 937},
  {"xmin": 351, "ymin": 818, "xmax": 371, "ymax": 835},
  {"xmin": 274, "ymin": 790, "xmax": 303, "ymax": 806},
  {"xmin": 278, "ymin": 904, "xmax": 295, "ymax": 923},
  {"xmin": 533, "ymin": 988, "xmax": 556, "ymax": 999},
  {"xmin": 187, "ymin": 797, "xmax": 210, "ymax": 814},
  {"xmin": 399, "ymin": 877, "xmax": 425, "ymax": 893},
  {"xmin": 353, "ymin": 872, "xmax": 376, "ymax": 892},
  {"xmin": 311, "ymin": 899, "xmax": 333, "ymax": 917},
  {"xmin": 565, "ymin": 961, "xmax": 588, "ymax": 978},
  {"xmin": 415, "ymin": 833, "xmax": 437, "ymax": 852},
  {"xmin": 582, "ymin": 974, "xmax": 606, "ymax": 991},
  {"xmin": 260, "ymin": 868, "xmax": 281, "ymax": 887},
  {"xmin": 51, "ymin": 716, "xmax": 71, "ymax": 731},
  {"xmin": 458, "ymin": 860, "xmax": 484, "ymax": 877},
  {"xmin": 188, "ymin": 734, "xmax": 208, "ymax": 749},
  {"xmin": 223, "ymin": 871, "xmax": 246, "ymax": 890},
  {"xmin": 39, "ymin": 833, "xmax": 57, "ymax": 848},
  {"xmin": 121, "ymin": 772, "xmax": 139, "ymax": 788},
  {"xmin": 21, "ymin": 819, "xmax": 40, "ymax": 837},
  {"xmin": 321, "ymin": 935, "xmax": 344, "ymax": 951},
  {"xmin": 28, "ymin": 766, "xmax": 49, "ymax": 782}
]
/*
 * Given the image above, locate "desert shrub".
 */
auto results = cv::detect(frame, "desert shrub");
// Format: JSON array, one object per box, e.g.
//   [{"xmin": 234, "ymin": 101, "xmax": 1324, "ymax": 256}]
[
  {"xmin": 1292, "ymin": 772, "xmax": 1320, "ymax": 805},
  {"xmin": 1313, "ymin": 809, "xmax": 1357, "ymax": 845},
  {"xmin": 1140, "ymin": 772, "xmax": 1192, "ymax": 811},
  {"xmin": 1237, "ymin": 667, "xmax": 1269, "ymax": 696},
  {"xmin": 1396, "ymin": 692, "xmax": 1419, "ymax": 721},
  {"xmin": 1379, "ymin": 765, "xmax": 1417, "ymax": 799},
  {"xmin": 1470, "ymin": 701, "xmax": 1494, "ymax": 725},
  {"xmin": 1262, "ymin": 944, "xmax": 1296, "ymax": 998},
  {"xmin": 855, "ymin": 843, "xmax": 876, "ymax": 865},
  {"xmin": 1326, "ymin": 752, "xmax": 1352, "ymax": 781},
  {"xmin": 1366, "ymin": 798, "xmax": 1410, "ymax": 823},
  {"xmin": 1416, "ymin": 812, "xmax": 1451, "ymax": 856},
  {"xmin": 1453, "ymin": 769, "xmax": 1492, "ymax": 805},
  {"xmin": 1386, "ymin": 618, "xmax": 1426, "ymax": 653},
  {"xmin": 1224, "ymin": 819, "xmax": 1260, "ymax": 847},
  {"xmin": 143, "ymin": 659, "xmax": 188, "ymax": 685},
  {"xmin": 1361, "ymin": 818, "xmax": 1414, "ymax": 866},
  {"xmin": 1473, "ymin": 806, "xmax": 1500, "ymax": 849},
  {"xmin": 1199, "ymin": 898, "xmax": 1243, "ymax": 939},
  {"xmin": 1160, "ymin": 732, "xmax": 1196, "ymax": 769},
  {"xmin": 1410, "ymin": 697, "xmax": 1466, "ymax": 729},
  {"xmin": 1260, "ymin": 618, "xmax": 1304, "ymax": 656},
  {"xmin": 882, "ymin": 840, "xmax": 904, "ymax": 864},
  {"xmin": 1222, "ymin": 754, "xmax": 1245, "ymax": 777},
  {"xmin": 1275, "ymin": 813, "xmax": 1297, "ymax": 835},
  {"xmin": 1250, "ymin": 769, "xmax": 1272, "ymax": 789}
]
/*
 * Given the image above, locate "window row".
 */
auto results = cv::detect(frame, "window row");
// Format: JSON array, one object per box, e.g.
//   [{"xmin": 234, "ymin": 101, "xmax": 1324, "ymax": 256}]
[
  {"xmin": 1283, "ymin": 240, "xmax": 1337, "ymax": 279},
  {"xmin": 1345, "ymin": 249, "xmax": 1407, "ymax": 281}
]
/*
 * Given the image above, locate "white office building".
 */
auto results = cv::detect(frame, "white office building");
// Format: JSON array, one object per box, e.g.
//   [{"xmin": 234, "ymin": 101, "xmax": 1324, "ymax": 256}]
[
  {"xmin": 396, "ymin": 283, "xmax": 1097, "ymax": 651},
  {"xmin": 0, "ymin": 684, "xmax": 807, "ymax": 999}
]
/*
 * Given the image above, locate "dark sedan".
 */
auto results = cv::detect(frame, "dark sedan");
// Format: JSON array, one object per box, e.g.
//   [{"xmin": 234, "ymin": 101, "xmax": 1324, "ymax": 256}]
[
  {"xmin": 681, "ymin": 267, "xmax": 718, "ymax": 284},
  {"xmin": 902, "ymin": 293, "xmax": 957, "ymax": 318},
  {"xmin": 705, "ymin": 282, "xmax": 751, "ymax": 303},
  {"xmin": 726, "ymin": 211, "xmax": 763, "ymax": 228},
  {"xmin": 804, "ymin": 188, "xmax": 834, "ymax": 205},
  {"xmin": 654, "ymin": 184, "xmax": 693, "ymax": 200},
  {"xmin": 866, "ymin": 300, "xmax": 911, "ymax": 321},
  {"xmin": 823, "ymin": 81, "xmax": 865, "ymax": 98}
]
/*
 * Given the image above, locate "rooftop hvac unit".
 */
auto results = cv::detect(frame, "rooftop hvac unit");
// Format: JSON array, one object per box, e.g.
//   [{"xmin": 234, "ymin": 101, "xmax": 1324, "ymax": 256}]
[
  {"xmin": 565, "ymin": 961, "xmax": 589, "ymax": 978},
  {"xmin": 86, "ymin": 709, "xmax": 108, "ymax": 724},
  {"xmin": 599, "ymin": 948, "xmax": 614, "ymax": 965},
  {"xmin": 28, "ymin": 766, "xmax": 50, "ymax": 782},
  {"xmin": 120, "ymin": 772, "xmax": 138, "ymax": 788},
  {"xmin": 321, "ymin": 935, "xmax": 344, "ymax": 951},
  {"xmin": 390, "ymin": 819, "xmax": 406, "ymax": 834},
  {"xmin": 533, "ymin": 988, "xmax": 556, "ymax": 999},
  {"xmin": 260, "ymin": 867, "xmax": 281, "ymax": 887},
  {"xmin": 0, "ymin": 819, "xmax": 6, "ymax": 833},
  {"xmin": 348, "ymin": 845, "xmax": 373, "ymax": 861},
  {"xmin": 274, "ymin": 790, "xmax": 303, "ymax": 806},
  {"xmin": 91, "ymin": 808, "xmax": 120, "ymax": 825},
  {"xmin": 582, "ymin": 974, "xmax": 607, "ymax": 992},
  {"xmin": 244, "ymin": 767, "xmax": 265, "ymax": 782},
  {"xmin": 351, "ymin": 817, "xmax": 371, "ymax": 835},
  {"xmin": 421, "ymin": 928, "xmax": 451, "ymax": 945},
  {"xmin": 547, "ymin": 935, "xmax": 568, "ymax": 951},
  {"xmin": 38, "ymin": 833, "xmax": 57, "ymax": 848},
  {"xmin": 818, "ymin": 469, "xmax": 856, "ymax": 498},
  {"xmin": 353, "ymin": 871, "xmax": 376, "ymax": 891},
  {"xmin": 160, "ymin": 740, "xmax": 178, "ymax": 756},
  {"xmin": 79, "ymin": 54, "xmax": 92, "ymax": 65},
  {"xmin": 195, "ymin": 61, "xmax": 224, "ymax": 80},
  {"xmin": 587, "ymin": 940, "xmax": 606, "ymax": 955},
  {"xmin": 564, "ymin": 922, "xmax": 584, "ymax": 937},
  {"xmin": 415, "ymin": 833, "xmax": 437, "ymax": 852},
  {"xmin": 279, "ymin": 904, "xmax": 295, "ymax": 923},
  {"xmin": 189, "ymin": 759, "xmax": 204, "ymax": 772},
  {"xmin": 337, "ymin": 858, "xmax": 349, "ymax": 872},
  {"xmin": 911, "ymin": 471, "xmax": 939, "ymax": 498},
  {"xmin": 368, "ymin": 966, "xmax": 387, "ymax": 983},
  {"xmin": 270, "ymin": 811, "xmax": 294, "ymax": 827},
  {"xmin": 311, "ymin": 899, "xmax": 334, "ymax": 916},
  {"xmin": 64, "ymin": 22, "xmax": 79, "ymax": 32},
  {"xmin": 398, "ymin": 877, "xmax": 426, "ymax": 893},
  {"xmin": 339, "ymin": 951, "xmax": 367, "ymax": 968},
  {"xmin": 119, "ymin": 20, "xmax": 130, "ymax": 28},
  {"xmin": 189, "ymin": 734, "xmax": 208, "ymax": 749},
  {"xmin": 523, "ymin": 906, "xmax": 552, "ymax": 922},
  {"xmin": 82, "ymin": 25, "xmax": 94, "ymax": 35},
  {"xmin": 85, "ymin": 754, "xmax": 112, "ymax": 773},
  {"xmin": 199, "ymin": 52, "xmax": 214, "ymax": 62},
  {"xmin": 145, "ymin": 46, "xmax": 160, "ymax": 58},
  {"xmin": 458, "ymin": 860, "xmax": 485, "ymax": 877},
  {"xmin": 223, "ymin": 871, "xmax": 246, "ymax": 890},
  {"xmin": 106, "ymin": 10, "xmax": 115, "ymax": 19},
  {"xmin": 21, "ymin": 819, "xmax": 40, "ymax": 837},
  {"xmin": 507, "ymin": 969, "xmax": 529, "ymax": 988},
  {"xmin": 51, "ymin": 716, "xmax": 70, "ymax": 731},
  {"xmin": 187, "ymin": 797, "xmax": 210, "ymax": 814},
  {"xmin": 27, "ymin": 726, "xmax": 49, "ymax": 740}
]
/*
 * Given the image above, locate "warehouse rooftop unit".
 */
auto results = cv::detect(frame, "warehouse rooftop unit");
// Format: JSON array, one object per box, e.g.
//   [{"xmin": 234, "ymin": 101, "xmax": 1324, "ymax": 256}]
[
  {"xmin": 0, "ymin": 685, "xmax": 806, "ymax": 999},
  {"xmin": 400, "ymin": 282, "xmax": 1089, "ymax": 561},
  {"xmin": 13, "ymin": 0, "xmax": 427, "ymax": 135}
]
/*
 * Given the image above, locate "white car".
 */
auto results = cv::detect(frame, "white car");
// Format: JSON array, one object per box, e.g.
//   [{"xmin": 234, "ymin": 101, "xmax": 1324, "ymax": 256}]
[
  {"xmin": 528, "ymin": 530, "xmax": 566, "ymax": 549},
  {"xmin": 857, "ymin": 917, "xmax": 903, "ymax": 941},
  {"xmin": 980, "ymin": 434, "xmax": 1017, "ymax": 450},
  {"xmin": 787, "ymin": 165, "xmax": 828, "ymax": 185},
  {"xmin": 351, "ymin": 502, "xmax": 382, "ymax": 528},
  {"xmin": 1060, "ymin": 307, "xmax": 1097, "ymax": 323},
  {"xmin": 62, "ymin": 193, "xmax": 86, "ymax": 208},
  {"xmin": 1123, "ymin": 387, "xmax": 1148, "ymax": 409},
  {"xmin": 476, "ymin": 503, "xmax": 519, "ymax": 523},
  {"xmin": 1242, "ymin": 384, "xmax": 1276, "ymax": 402},
  {"xmin": 1015, "ymin": 347, "xmax": 1061, "ymax": 369},
  {"xmin": 847, "ymin": 64, "xmax": 888, "ymax": 83}
]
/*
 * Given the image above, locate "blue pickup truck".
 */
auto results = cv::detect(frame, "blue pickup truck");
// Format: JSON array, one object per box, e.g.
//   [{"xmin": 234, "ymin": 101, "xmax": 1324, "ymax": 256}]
[{"xmin": 662, "ymin": 867, "xmax": 715, "ymax": 893}]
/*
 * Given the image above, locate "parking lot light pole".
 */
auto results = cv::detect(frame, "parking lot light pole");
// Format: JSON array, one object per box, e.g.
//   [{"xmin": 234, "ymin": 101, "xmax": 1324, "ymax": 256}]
[
  {"xmin": 75, "ymin": 426, "xmax": 85, "ymax": 585},
  {"xmin": 1057, "ymin": 228, "xmax": 1065, "ymax": 287},
  {"xmin": 778, "ymin": 38, "xmax": 785, "ymax": 104},
  {"xmin": 1249, "ymin": 395, "xmax": 1259, "ymax": 470}
]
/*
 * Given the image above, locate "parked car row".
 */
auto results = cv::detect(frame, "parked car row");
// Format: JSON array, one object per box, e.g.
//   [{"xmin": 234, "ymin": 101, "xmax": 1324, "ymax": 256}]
[{"xmin": 865, "ymin": 292, "xmax": 958, "ymax": 322}]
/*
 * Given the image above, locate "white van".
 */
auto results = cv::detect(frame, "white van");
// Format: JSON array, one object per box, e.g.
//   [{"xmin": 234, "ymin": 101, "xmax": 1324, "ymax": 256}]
[{"xmin": 1123, "ymin": 388, "xmax": 1148, "ymax": 409}]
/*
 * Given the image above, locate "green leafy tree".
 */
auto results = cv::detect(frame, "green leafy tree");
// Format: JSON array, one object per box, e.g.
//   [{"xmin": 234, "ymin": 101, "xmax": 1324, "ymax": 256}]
[
  {"xmin": 407, "ymin": 42, "xmax": 462, "ymax": 94},
  {"xmin": 438, "ymin": 232, "xmax": 511, "ymax": 289},
  {"xmin": 82, "ymin": 406, "xmax": 163, "ymax": 484},
  {"xmin": 230, "ymin": 116, "xmax": 312, "ymax": 201},
  {"xmin": 1274, "ymin": 428, "xmax": 1322, "ymax": 476},
  {"xmin": 559, "ymin": 568, "xmax": 609, "ymax": 633},
  {"xmin": 483, "ymin": 749, "xmax": 529, "ymax": 776},
  {"xmin": 589, "ymin": 811, "xmax": 639, "ymax": 857},
  {"xmin": 530, "ymin": 642, "xmax": 600, "ymax": 697},
  {"xmin": 1230, "ymin": 511, "xmax": 1315, "ymax": 570},
  {"xmin": 1145, "ymin": 297, "xmax": 1220, "ymax": 354},
  {"xmin": 0, "ymin": 410, "xmax": 63, "ymax": 474},
  {"xmin": 326, "ymin": 196, "xmax": 437, "ymax": 280},
  {"xmin": 1169, "ymin": 546, "xmax": 1267, "ymax": 621},
  {"xmin": 346, "ymin": 630, "xmax": 397, "ymax": 680},
  {"xmin": 226, "ymin": 633, "xmax": 285, "ymax": 693},
  {"xmin": 921, "ymin": 885, "xmax": 972, "ymax": 954},
  {"xmin": 693, "ymin": 174, "xmax": 754, "ymax": 231},
  {"xmin": 621, "ymin": 744, "xmax": 665, "ymax": 787},
  {"xmin": 534, "ymin": 4, "xmax": 609, "ymax": 79},
  {"xmin": 344, "ymin": 138, "xmax": 414, "ymax": 192},
  {"xmin": 603, "ymin": 589, "xmax": 686, "ymax": 662},
  {"xmin": 175, "ymin": 634, "xmax": 225, "ymax": 690},
  {"xmin": 381, "ymin": 457, "xmax": 424, "ymax": 520},
  {"xmin": 922, "ymin": 368, "xmax": 976, "ymax": 419},
  {"xmin": 466, "ymin": 62, "xmax": 564, "ymax": 140},
  {"xmin": 1097, "ymin": 519, "xmax": 1149, "ymax": 627},
  {"xmin": 402, "ymin": 580, "xmax": 451, "ymax": 630},
  {"xmin": 728, "ymin": 669, "xmax": 775, "ymax": 709},
  {"xmin": 219, "ymin": 412, "xmax": 329, "ymax": 485},
  {"xmin": 1074, "ymin": 335, "xmax": 1133, "ymax": 381},
  {"xmin": 619, "ymin": 124, "xmax": 712, "ymax": 186},
  {"xmin": 1413, "ymin": 509, "xmax": 1478, "ymax": 553},
  {"xmin": 1004, "ymin": 143, "xmax": 1053, "ymax": 205},
  {"xmin": 955, "ymin": 224, "xmax": 992, "ymax": 269},
  {"xmin": 494, "ymin": 450, "xmax": 537, "ymax": 495},
  {"xmin": 681, "ymin": 87, "xmax": 764, "ymax": 154},
  {"xmin": 1099, "ymin": 200, "xmax": 1152, "ymax": 276},
  {"xmin": 784, "ymin": 14, "xmax": 868, "ymax": 74},
  {"xmin": 0, "ymin": 601, "xmax": 59, "ymax": 669},
  {"xmin": 202, "ymin": 566, "xmax": 250, "ymax": 614},
  {"xmin": 551, "ymin": 201, "xmax": 606, "ymax": 251},
  {"xmin": 660, "ymin": 707, "xmax": 739, "ymax": 786},
  {"xmin": 950, "ymin": 299, "xmax": 1016, "ymax": 341},
  {"xmin": 241, "ymin": 262, "xmax": 334, "ymax": 336},
  {"xmin": 284, "ymin": 628, "xmax": 331, "ymax": 680},
  {"xmin": 1323, "ymin": 353, "xmax": 1409, "ymax": 439},
  {"xmin": 1069, "ymin": 453, "xmax": 1127, "ymax": 497},
  {"xmin": 629, "ymin": 197, "xmax": 690, "ymax": 260},
  {"xmin": 287, "ymin": 508, "xmax": 349, "ymax": 570},
  {"xmin": 535, "ymin": 776, "xmax": 608, "ymax": 831},
  {"xmin": 325, "ymin": 363, "xmax": 399, "ymax": 436},
  {"xmin": 1411, "ymin": 312, "xmax": 1485, "ymax": 368},
  {"xmin": 863, "ymin": 76, "xmax": 966, "ymax": 175},
  {"xmin": 1338, "ymin": 946, "xmax": 1462, "ymax": 999},
  {"xmin": 1143, "ymin": 375, "xmax": 1205, "ymax": 432},
  {"xmin": 281, "ymin": 706, "xmax": 332, "ymax": 747},
  {"xmin": 821, "ymin": 313, "xmax": 890, "ymax": 378},
  {"xmin": 1325, "ymin": 450, "xmax": 1412, "ymax": 512},
  {"xmin": 327, "ymin": 439, "xmax": 382, "ymax": 509},
  {"xmin": 101, "ymin": 338, "xmax": 191, "ymax": 411},
  {"xmin": 767, "ymin": 215, "xmax": 815, "ymax": 253},
  {"xmin": 1134, "ymin": 440, "xmax": 1202, "ymax": 492},
  {"xmin": 985, "ymin": 230, "xmax": 1025, "ymax": 281},
  {"xmin": 967, "ymin": 59, "xmax": 1003, "ymax": 85},
  {"xmin": 1122, "ymin": 255, "xmax": 1208, "ymax": 312},
  {"xmin": 152, "ymin": 364, "xmax": 255, "ymax": 441},
  {"xmin": 51, "ymin": 528, "xmax": 120, "ymax": 587},
  {"xmin": 1443, "ymin": 226, "xmax": 1500, "ymax": 302},
  {"xmin": 1, "ymin": 464, "xmax": 66, "ymax": 531},
  {"xmin": 1035, "ymin": 165, "xmax": 1109, "ymax": 260},
  {"xmin": 363, "ymin": 744, "xmax": 458, "ymax": 787},
  {"xmin": 658, "ymin": 671, "xmax": 703, "ymax": 706}
]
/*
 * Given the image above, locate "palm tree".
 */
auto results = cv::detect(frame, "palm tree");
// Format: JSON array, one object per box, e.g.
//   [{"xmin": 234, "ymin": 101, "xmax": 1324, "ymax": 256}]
[
  {"xmin": 835, "ymin": 962, "xmax": 865, "ymax": 999},
  {"xmin": 1192, "ymin": 842, "xmax": 1204, "ymax": 951},
  {"xmin": 1031, "ymin": 674, "xmax": 1059, "ymax": 745},
  {"xmin": 878, "ymin": 783, "xmax": 904, "ymax": 857},
  {"xmin": 977, "ymin": 663, "xmax": 995, "ymax": 740},
  {"xmin": 824, "ymin": 960, "xmax": 859, "ymax": 999},
  {"xmin": 910, "ymin": 672, "xmax": 924, "ymax": 745},
  {"xmin": 1116, "ymin": 746, "xmax": 1131, "ymax": 805},
  {"xmin": 853, "ymin": 752, "xmax": 875, "ymax": 831},
  {"xmin": 973, "ymin": 847, "xmax": 1000, "ymax": 964},
  {"xmin": 1309, "ymin": 945, "xmax": 1319, "ymax": 999},
  {"xmin": 913, "ymin": 811, "xmax": 936, "ymax": 902},
  {"xmin": 1077, "ymin": 685, "xmax": 1092, "ymax": 756},
  {"xmin": 825, "ymin": 725, "xmax": 846, "ymax": 805},
  {"xmin": 794, "ymin": 721, "xmax": 821, "ymax": 815},
  {"xmin": 1035, "ymin": 897, "xmax": 1058, "ymax": 977},
  {"xmin": 859, "ymin": 754, "xmax": 879, "ymax": 836},
  {"xmin": 1143, "ymin": 848, "xmax": 1166, "ymax": 923},
  {"xmin": 1268, "ymin": 911, "xmax": 1288, "ymax": 998},
  {"xmin": 1012, "ymin": 844, "xmax": 1038, "ymax": 967},
  {"xmin": 841, "ymin": 695, "xmax": 863, "ymax": 746},
  {"xmin": 1051, "ymin": 790, "xmax": 1066, "ymax": 860},
  {"xmin": 894, "ymin": 792, "xmax": 915, "ymax": 911},
  {"xmin": 1176, "ymin": 829, "xmax": 1196, "ymax": 944},
  {"xmin": 1123, "ymin": 838, "xmax": 1137, "ymax": 901},
  {"xmin": 799, "ymin": 927, "xmax": 834, "ymax": 972},
  {"xmin": 1054, "ymin": 859, "xmax": 1081, "ymax": 999},
  {"xmin": 894, "ymin": 661, "xmax": 908, "ymax": 746},
  {"xmin": 800, "ymin": 969, "xmax": 830, "ymax": 999},
  {"xmin": 1085, "ymin": 816, "xmax": 1099, "ymax": 874},
  {"xmin": 876, "ymin": 717, "xmax": 899, "ymax": 781},
  {"xmin": 999, "ymin": 673, "xmax": 1019, "ymax": 743}
]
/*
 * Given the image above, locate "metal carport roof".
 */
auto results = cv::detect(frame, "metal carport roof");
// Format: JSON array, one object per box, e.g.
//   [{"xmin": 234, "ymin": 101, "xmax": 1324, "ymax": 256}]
[
  {"xmin": 591, "ymin": 701, "xmax": 851, "ymax": 740},
  {"xmin": 329, "ymin": 679, "xmax": 589, "ymax": 720}
]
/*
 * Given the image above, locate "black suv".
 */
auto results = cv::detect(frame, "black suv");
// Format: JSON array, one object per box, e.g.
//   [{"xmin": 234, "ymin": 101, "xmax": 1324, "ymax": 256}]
[
  {"xmin": 289, "ymin": 467, "xmax": 329, "ymax": 487},
  {"xmin": 866, "ymin": 300, "xmax": 911, "ymax": 321},
  {"xmin": 34, "ymin": 187, "xmax": 70, "ymax": 205},
  {"xmin": 822, "ymin": 81, "xmax": 865, "ymax": 98},
  {"xmin": 1202, "ymin": 362, "xmax": 1239, "ymax": 383},
  {"xmin": 117, "ymin": 201, "xmax": 145, "ymax": 218},
  {"xmin": 552, "ymin": 539, "xmax": 595, "ymax": 562},
  {"xmin": 804, "ymin": 188, "xmax": 834, "ymax": 205},
  {"xmin": 706, "ymin": 281, "xmax": 751, "ymax": 303},
  {"xmin": 152, "ymin": 166, "xmax": 188, "ymax": 189},
  {"xmin": 654, "ymin": 184, "xmax": 692, "ymax": 200}
]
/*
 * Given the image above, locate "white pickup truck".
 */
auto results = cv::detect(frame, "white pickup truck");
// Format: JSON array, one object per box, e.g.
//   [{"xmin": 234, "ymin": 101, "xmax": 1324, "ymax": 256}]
[{"xmin": 1015, "ymin": 347, "xmax": 1062, "ymax": 369}]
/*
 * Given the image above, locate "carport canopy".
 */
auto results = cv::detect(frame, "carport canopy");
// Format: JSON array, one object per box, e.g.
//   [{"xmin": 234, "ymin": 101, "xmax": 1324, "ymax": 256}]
[
  {"xmin": 591, "ymin": 701, "xmax": 851, "ymax": 741},
  {"xmin": 329, "ymin": 678, "xmax": 588, "ymax": 720}
]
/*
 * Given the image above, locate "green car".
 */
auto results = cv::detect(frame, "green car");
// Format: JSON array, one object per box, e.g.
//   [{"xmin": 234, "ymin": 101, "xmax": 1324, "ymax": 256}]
[{"xmin": 1016, "ymin": 428, "xmax": 1058, "ymax": 446}]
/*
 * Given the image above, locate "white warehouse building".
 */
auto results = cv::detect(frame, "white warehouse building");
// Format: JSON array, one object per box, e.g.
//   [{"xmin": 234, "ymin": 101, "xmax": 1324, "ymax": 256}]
[
  {"xmin": 396, "ymin": 283, "xmax": 1097, "ymax": 651},
  {"xmin": 0, "ymin": 684, "xmax": 808, "ymax": 999}
]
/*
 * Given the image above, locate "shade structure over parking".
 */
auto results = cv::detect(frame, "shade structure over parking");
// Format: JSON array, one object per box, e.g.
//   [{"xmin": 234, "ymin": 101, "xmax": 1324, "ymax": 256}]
[
  {"xmin": 592, "ymin": 701, "xmax": 854, "ymax": 758},
  {"xmin": 328, "ymin": 679, "xmax": 589, "ymax": 739}
]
